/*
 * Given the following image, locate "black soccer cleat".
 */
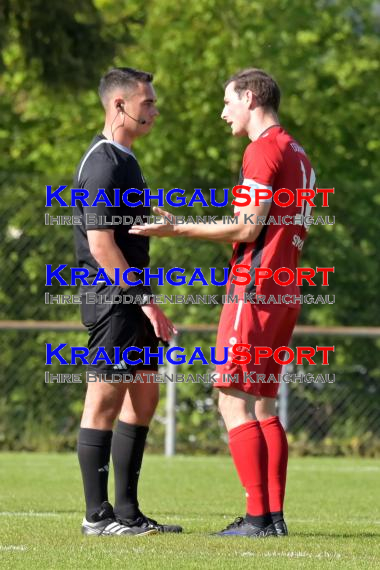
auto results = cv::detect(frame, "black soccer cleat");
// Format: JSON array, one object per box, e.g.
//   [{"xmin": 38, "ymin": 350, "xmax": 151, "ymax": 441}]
[
  {"xmin": 274, "ymin": 519, "xmax": 288, "ymax": 537},
  {"xmin": 81, "ymin": 501, "xmax": 157, "ymax": 536},
  {"xmin": 119, "ymin": 511, "xmax": 183, "ymax": 533},
  {"xmin": 214, "ymin": 516, "xmax": 277, "ymax": 538},
  {"xmin": 141, "ymin": 514, "xmax": 183, "ymax": 533}
]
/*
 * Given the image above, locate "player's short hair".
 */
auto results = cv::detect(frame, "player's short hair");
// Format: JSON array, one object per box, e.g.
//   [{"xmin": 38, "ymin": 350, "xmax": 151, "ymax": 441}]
[
  {"xmin": 225, "ymin": 68, "xmax": 281, "ymax": 112},
  {"xmin": 98, "ymin": 67, "xmax": 154, "ymax": 108}
]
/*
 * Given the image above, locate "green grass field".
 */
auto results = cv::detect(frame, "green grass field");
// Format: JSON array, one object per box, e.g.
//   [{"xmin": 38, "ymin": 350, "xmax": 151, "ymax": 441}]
[{"xmin": 1, "ymin": 454, "xmax": 379, "ymax": 569}]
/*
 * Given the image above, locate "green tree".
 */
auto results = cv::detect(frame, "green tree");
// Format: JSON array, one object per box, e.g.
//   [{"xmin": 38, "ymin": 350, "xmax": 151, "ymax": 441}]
[{"xmin": 1, "ymin": 0, "xmax": 379, "ymax": 451}]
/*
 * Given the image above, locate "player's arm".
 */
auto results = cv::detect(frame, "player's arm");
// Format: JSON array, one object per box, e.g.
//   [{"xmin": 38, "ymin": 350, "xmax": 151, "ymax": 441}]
[
  {"xmin": 130, "ymin": 142, "xmax": 278, "ymax": 243},
  {"xmin": 172, "ymin": 199, "xmax": 271, "ymax": 243},
  {"xmin": 129, "ymin": 198, "xmax": 271, "ymax": 243}
]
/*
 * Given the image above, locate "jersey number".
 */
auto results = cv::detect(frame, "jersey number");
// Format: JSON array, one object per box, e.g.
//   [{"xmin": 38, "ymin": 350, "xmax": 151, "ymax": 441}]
[{"xmin": 296, "ymin": 159, "xmax": 316, "ymax": 231}]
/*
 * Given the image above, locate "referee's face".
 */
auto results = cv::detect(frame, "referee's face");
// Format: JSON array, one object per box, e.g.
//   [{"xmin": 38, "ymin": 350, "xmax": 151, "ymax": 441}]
[
  {"xmin": 221, "ymin": 82, "xmax": 250, "ymax": 137},
  {"xmin": 125, "ymin": 82, "xmax": 159, "ymax": 134}
]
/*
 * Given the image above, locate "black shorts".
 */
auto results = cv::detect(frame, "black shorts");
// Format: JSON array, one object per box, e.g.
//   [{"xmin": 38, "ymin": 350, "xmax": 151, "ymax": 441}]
[{"xmin": 80, "ymin": 284, "xmax": 159, "ymax": 375}]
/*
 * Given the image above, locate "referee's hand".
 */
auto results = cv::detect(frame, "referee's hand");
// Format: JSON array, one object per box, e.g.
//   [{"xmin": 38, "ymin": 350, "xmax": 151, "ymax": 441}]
[{"xmin": 141, "ymin": 303, "xmax": 177, "ymax": 343}]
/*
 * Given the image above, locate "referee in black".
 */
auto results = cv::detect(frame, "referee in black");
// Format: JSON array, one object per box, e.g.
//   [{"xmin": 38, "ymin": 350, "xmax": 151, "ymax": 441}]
[{"xmin": 73, "ymin": 67, "xmax": 181, "ymax": 536}]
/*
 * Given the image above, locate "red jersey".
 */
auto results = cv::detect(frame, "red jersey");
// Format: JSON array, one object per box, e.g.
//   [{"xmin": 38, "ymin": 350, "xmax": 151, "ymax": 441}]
[{"xmin": 228, "ymin": 125, "xmax": 315, "ymax": 304}]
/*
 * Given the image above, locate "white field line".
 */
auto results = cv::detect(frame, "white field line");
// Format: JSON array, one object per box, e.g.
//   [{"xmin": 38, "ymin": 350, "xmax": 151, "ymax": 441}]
[
  {"xmin": 0, "ymin": 545, "xmax": 28, "ymax": 551},
  {"xmin": 0, "ymin": 512, "xmax": 60, "ymax": 517},
  {"xmin": 240, "ymin": 551, "xmax": 379, "ymax": 563},
  {"xmin": 290, "ymin": 465, "xmax": 380, "ymax": 473},
  {"xmin": 240, "ymin": 551, "xmax": 345, "ymax": 560}
]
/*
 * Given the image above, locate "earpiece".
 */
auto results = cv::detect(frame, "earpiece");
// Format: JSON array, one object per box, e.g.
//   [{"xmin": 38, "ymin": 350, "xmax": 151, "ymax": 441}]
[{"xmin": 115, "ymin": 102, "xmax": 146, "ymax": 125}]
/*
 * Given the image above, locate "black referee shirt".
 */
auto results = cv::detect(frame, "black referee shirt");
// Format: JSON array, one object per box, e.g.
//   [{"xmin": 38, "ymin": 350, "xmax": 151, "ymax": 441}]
[{"xmin": 73, "ymin": 134, "xmax": 151, "ymax": 277}]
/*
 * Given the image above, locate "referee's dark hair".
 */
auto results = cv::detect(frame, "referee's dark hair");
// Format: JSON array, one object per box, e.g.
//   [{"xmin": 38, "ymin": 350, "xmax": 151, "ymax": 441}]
[
  {"xmin": 99, "ymin": 67, "xmax": 154, "ymax": 108},
  {"xmin": 226, "ymin": 68, "xmax": 281, "ymax": 113}
]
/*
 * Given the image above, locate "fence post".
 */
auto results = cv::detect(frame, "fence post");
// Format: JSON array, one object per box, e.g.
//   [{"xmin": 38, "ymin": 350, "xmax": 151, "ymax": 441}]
[
  {"xmin": 165, "ymin": 333, "xmax": 178, "ymax": 457},
  {"xmin": 278, "ymin": 364, "xmax": 289, "ymax": 430}
]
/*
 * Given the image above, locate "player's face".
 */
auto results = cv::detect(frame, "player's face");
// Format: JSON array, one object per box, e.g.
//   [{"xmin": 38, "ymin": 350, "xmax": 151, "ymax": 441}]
[
  {"xmin": 124, "ymin": 82, "xmax": 159, "ymax": 133},
  {"xmin": 221, "ymin": 82, "xmax": 250, "ymax": 137}
]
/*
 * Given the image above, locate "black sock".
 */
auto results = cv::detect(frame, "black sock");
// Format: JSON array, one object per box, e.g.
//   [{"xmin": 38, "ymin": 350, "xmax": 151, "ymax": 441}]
[
  {"xmin": 245, "ymin": 513, "xmax": 272, "ymax": 528},
  {"xmin": 112, "ymin": 420, "xmax": 149, "ymax": 521},
  {"xmin": 77, "ymin": 427, "xmax": 113, "ymax": 520},
  {"xmin": 270, "ymin": 510, "xmax": 284, "ymax": 524}
]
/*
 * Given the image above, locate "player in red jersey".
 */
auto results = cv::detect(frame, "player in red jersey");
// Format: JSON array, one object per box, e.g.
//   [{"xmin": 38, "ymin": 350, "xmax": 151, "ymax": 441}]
[{"xmin": 130, "ymin": 68, "xmax": 315, "ymax": 538}]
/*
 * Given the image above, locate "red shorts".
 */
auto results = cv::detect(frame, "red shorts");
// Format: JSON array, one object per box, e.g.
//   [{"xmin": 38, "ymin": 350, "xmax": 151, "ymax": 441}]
[{"xmin": 213, "ymin": 301, "xmax": 301, "ymax": 397}]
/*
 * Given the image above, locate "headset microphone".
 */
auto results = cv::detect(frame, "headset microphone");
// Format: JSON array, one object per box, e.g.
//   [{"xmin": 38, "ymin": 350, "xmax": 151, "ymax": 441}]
[{"xmin": 118, "ymin": 104, "xmax": 146, "ymax": 125}]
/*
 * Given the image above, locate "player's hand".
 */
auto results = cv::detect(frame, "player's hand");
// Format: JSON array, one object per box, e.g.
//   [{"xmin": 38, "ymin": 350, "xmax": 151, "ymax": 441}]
[
  {"xmin": 129, "ymin": 206, "xmax": 176, "ymax": 238},
  {"xmin": 141, "ymin": 303, "xmax": 178, "ymax": 343}
]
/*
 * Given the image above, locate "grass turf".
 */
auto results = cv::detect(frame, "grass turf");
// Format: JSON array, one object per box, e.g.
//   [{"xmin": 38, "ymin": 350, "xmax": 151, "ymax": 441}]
[{"xmin": 0, "ymin": 454, "xmax": 379, "ymax": 569}]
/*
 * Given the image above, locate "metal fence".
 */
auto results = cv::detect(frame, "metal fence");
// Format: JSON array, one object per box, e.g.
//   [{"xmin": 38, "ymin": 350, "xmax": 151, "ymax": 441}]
[
  {"xmin": 1, "ymin": 190, "xmax": 379, "ymax": 455},
  {"xmin": 163, "ymin": 324, "xmax": 380, "ymax": 456}
]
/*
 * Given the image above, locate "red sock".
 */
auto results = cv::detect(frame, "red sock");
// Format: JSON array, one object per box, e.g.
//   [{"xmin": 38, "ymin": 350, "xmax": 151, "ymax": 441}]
[
  {"xmin": 228, "ymin": 421, "xmax": 269, "ymax": 516},
  {"xmin": 259, "ymin": 416, "xmax": 288, "ymax": 513}
]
